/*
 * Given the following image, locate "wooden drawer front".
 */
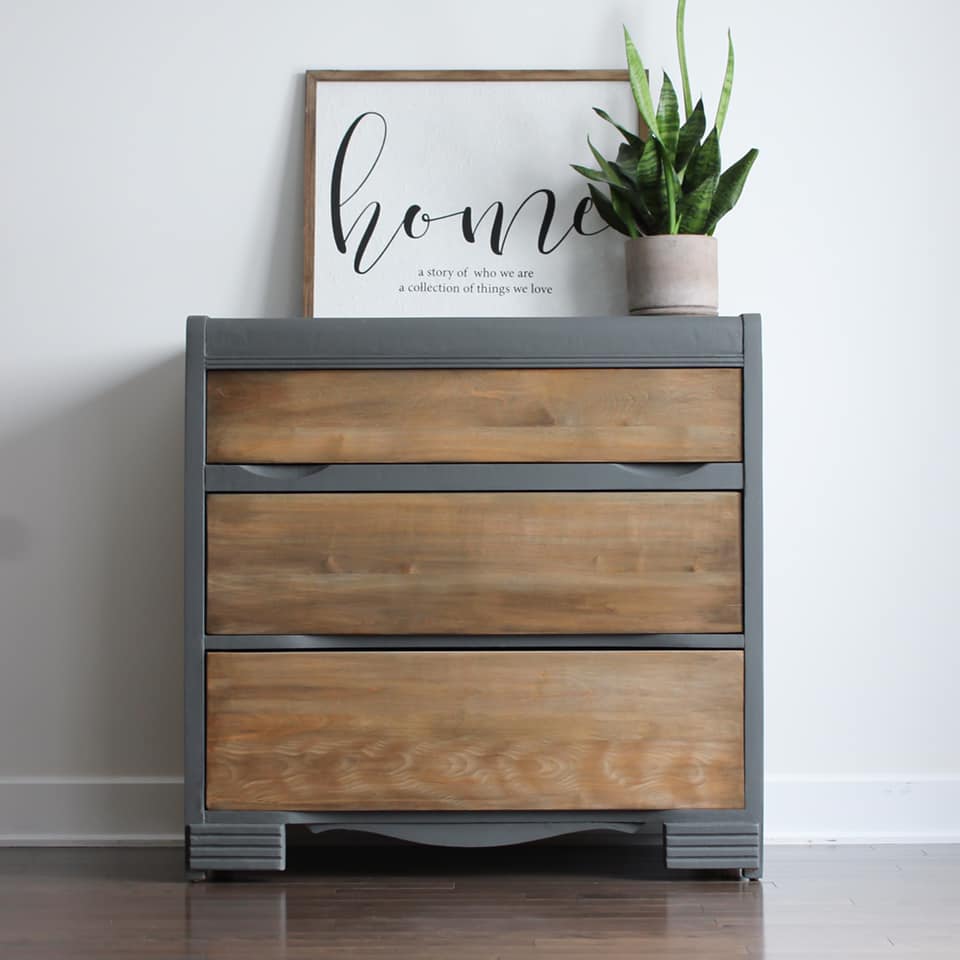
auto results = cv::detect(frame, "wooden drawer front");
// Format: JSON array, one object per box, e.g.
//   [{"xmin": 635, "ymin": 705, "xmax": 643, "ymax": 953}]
[
  {"xmin": 206, "ymin": 651, "xmax": 744, "ymax": 811},
  {"xmin": 206, "ymin": 492, "xmax": 742, "ymax": 635},
  {"xmin": 206, "ymin": 368, "xmax": 742, "ymax": 463}
]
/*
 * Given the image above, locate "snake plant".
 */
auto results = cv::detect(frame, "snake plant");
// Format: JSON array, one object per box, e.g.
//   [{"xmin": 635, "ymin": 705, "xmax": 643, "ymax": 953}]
[{"xmin": 574, "ymin": 0, "xmax": 758, "ymax": 237}]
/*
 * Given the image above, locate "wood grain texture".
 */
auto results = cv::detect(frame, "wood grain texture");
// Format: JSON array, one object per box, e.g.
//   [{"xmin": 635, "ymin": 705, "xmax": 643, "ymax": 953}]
[
  {"xmin": 306, "ymin": 69, "xmax": 630, "ymax": 83},
  {"xmin": 205, "ymin": 492, "xmax": 743, "ymax": 635},
  {"xmin": 302, "ymin": 73, "xmax": 318, "ymax": 319},
  {"xmin": 7, "ymin": 846, "xmax": 960, "ymax": 957},
  {"xmin": 206, "ymin": 368, "xmax": 743, "ymax": 463},
  {"xmin": 205, "ymin": 650, "xmax": 744, "ymax": 811}
]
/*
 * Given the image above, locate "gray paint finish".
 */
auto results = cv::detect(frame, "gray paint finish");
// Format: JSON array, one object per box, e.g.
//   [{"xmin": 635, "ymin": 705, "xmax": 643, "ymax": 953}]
[
  {"xmin": 204, "ymin": 633, "xmax": 746, "ymax": 652},
  {"xmin": 306, "ymin": 822, "xmax": 643, "ymax": 848},
  {"xmin": 664, "ymin": 822, "xmax": 761, "ymax": 871},
  {"xmin": 188, "ymin": 823, "xmax": 285, "ymax": 872},
  {"xmin": 741, "ymin": 313, "xmax": 765, "ymax": 878},
  {"xmin": 205, "ymin": 462, "xmax": 744, "ymax": 493},
  {"xmin": 201, "ymin": 315, "xmax": 744, "ymax": 367},
  {"xmin": 185, "ymin": 314, "xmax": 763, "ymax": 878},
  {"xmin": 183, "ymin": 317, "xmax": 206, "ymax": 831}
]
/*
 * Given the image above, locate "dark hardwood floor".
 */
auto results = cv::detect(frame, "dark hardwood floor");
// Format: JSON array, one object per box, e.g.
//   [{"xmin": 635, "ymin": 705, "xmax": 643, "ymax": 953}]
[{"xmin": 0, "ymin": 842, "xmax": 957, "ymax": 958}]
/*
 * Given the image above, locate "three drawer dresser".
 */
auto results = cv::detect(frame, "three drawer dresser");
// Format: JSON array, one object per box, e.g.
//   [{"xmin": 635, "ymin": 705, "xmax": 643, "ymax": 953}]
[{"xmin": 184, "ymin": 314, "xmax": 763, "ymax": 879}]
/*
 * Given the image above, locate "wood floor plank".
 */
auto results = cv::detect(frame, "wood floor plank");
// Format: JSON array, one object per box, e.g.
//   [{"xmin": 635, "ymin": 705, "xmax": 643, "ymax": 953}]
[{"xmin": 0, "ymin": 845, "xmax": 957, "ymax": 958}]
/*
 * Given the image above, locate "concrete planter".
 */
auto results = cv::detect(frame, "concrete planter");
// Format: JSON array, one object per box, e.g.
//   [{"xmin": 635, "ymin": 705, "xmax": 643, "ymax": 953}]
[{"xmin": 625, "ymin": 235, "xmax": 719, "ymax": 316}]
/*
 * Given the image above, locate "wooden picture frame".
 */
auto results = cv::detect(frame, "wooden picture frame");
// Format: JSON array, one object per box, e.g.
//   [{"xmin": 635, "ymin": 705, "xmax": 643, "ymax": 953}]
[{"xmin": 303, "ymin": 70, "xmax": 633, "ymax": 318}]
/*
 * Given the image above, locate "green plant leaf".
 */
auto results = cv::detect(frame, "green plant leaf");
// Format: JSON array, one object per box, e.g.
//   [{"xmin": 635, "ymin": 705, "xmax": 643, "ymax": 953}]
[
  {"xmin": 580, "ymin": 143, "xmax": 642, "ymax": 237},
  {"xmin": 625, "ymin": 195, "xmax": 655, "ymax": 235},
  {"xmin": 587, "ymin": 184, "xmax": 631, "ymax": 236},
  {"xmin": 631, "ymin": 136, "xmax": 668, "ymax": 232},
  {"xmin": 616, "ymin": 139, "xmax": 645, "ymax": 171},
  {"xmin": 656, "ymin": 72, "xmax": 680, "ymax": 157},
  {"xmin": 684, "ymin": 126, "xmax": 721, "ymax": 192},
  {"xmin": 716, "ymin": 30, "xmax": 735, "ymax": 136},
  {"xmin": 654, "ymin": 138, "xmax": 680, "ymax": 233},
  {"xmin": 587, "ymin": 136, "xmax": 627, "ymax": 188},
  {"xmin": 624, "ymin": 27, "xmax": 659, "ymax": 140},
  {"xmin": 612, "ymin": 161, "xmax": 640, "ymax": 187},
  {"xmin": 705, "ymin": 147, "xmax": 758, "ymax": 234},
  {"xmin": 633, "ymin": 136, "xmax": 659, "ymax": 186},
  {"xmin": 676, "ymin": 0, "xmax": 693, "ymax": 119},
  {"xmin": 593, "ymin": 106, "xmax": 644, "ymax": 146},
  {"xmin": 572, "ymin": 163, "xmax": 639, "ymax": 202},
  {"xmin": 675, "ymin": 98, "xmax": 706, "ymax": 173},
  {"xmin": 677, "ymin": 173, "xmax": 717, "ymax": 234},
  {"xmin": 611, "ymin": 180, "xmax": 655, "ymax": 234},
  {"xmin": 572, "ymin": 164, "xmax": 611, "ymax": 184},
  {"xmin": 608, "ymin": 184, "xmax": 641, "ymax": 238},
  {"xmin": 613, "ymin": 142, "xmax": 644, "ymax": 186}
]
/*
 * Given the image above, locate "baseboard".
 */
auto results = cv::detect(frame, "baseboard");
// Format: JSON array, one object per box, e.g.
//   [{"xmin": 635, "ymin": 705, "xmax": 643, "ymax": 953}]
[
  {"xmin": 0, "ymin": 835, "xmax": 182, "ymax": 846},
  {"xmin": 0, "ymin": 776, "xmax": 182, "ymax": 845},
  {"xmin": 2, "ymin": 776, "xmax": 959, "ymax": 846},
  {"xmin": 765, "ymin": 776, "xmax": 960, "ymax": 843}
]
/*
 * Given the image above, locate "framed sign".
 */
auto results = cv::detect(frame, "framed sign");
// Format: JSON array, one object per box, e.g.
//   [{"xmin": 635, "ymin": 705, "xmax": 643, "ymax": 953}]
[{"xmin": 303, "ymin": 70, "xmax": 635, "ymax": 318}]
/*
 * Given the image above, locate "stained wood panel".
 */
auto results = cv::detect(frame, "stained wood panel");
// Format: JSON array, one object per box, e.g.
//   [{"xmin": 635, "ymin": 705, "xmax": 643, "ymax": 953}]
[
  {"xmin": 205, "ymin": 650, "xmax": 744, "ymax": 811},
  {"xmin": 205, "ymin": 492, "xmax": 742, "ymax": 635},
  {"xmin": 206, "ymin": 368, "xmax": 742, "ymax": 463}
]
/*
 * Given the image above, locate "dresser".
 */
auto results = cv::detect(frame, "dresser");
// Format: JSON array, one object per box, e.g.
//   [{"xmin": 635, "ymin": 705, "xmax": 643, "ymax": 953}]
[{"xmin": 184, "ymin": 314, "xmax": 763, "ymax": 879}]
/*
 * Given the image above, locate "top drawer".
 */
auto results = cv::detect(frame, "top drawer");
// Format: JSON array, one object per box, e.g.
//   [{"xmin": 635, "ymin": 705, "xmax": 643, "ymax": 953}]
[{"xmin": 206, "ymin": 368, "xmax": 742, "ymax": 463}]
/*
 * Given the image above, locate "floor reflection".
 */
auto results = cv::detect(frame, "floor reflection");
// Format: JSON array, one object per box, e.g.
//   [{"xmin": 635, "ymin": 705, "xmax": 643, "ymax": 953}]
[
  {"xmin": 183, "ymin": 840, "xmax": 764, "ymax": 958},
  {"xmin": 8, "ymin": 845, "xmax": 956, "ymax": 958}
]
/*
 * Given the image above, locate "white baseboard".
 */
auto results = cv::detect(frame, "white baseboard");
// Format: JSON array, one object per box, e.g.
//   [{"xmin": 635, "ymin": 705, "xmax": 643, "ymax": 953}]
[
  {"xmin": 0, "ymin": 776, "xmax": 182, "ymax": 845},
  {"xmin": 765, "ymin": 776, "xmax": 960, "ymax": 843},
  {"xmin": 1, "ymin": 776, "xmax": 959, "ymax": 846}
]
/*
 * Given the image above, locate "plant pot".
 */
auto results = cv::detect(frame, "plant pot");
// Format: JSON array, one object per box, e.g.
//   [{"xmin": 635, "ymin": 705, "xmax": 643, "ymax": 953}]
[{"xmin": 625, "ymin": 235, "xmax": 718, "ymax": 316}]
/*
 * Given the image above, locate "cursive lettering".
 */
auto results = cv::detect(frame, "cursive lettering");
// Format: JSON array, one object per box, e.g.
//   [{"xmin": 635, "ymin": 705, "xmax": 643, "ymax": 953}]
[{"xmin": 329, "ymin": 112, "xmax": 606, "ymax": 274}]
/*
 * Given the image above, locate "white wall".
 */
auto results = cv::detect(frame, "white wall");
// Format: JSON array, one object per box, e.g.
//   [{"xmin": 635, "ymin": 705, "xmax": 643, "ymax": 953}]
[{"xmin": 1, "ymin": 0, "xmax": 957, "ymax": 843}]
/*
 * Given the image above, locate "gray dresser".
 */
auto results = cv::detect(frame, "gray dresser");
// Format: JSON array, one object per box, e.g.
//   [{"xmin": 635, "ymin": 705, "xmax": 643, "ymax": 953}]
[{"xmin": 184, "ymin": 314, "xmax": 763, "ymax": 878}]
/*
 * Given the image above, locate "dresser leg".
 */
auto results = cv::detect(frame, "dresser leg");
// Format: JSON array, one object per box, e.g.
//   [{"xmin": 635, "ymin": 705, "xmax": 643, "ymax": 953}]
[
  {"xmin": 187, "ymin": 824, "xmax": 286, "ymax": 875},
  {"xmin": 663, "ymin": 822, "xmax": 761, "ymax": 874}
]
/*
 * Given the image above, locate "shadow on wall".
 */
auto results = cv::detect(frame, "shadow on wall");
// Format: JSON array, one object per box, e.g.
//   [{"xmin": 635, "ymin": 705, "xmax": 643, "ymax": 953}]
[
  {"xmin": 0, "ymin": 355, "xmax": 185, "ymax": 776},
  {"xmin": 252, "ymin": 71, "xmax": 305, "ymax": 318}
]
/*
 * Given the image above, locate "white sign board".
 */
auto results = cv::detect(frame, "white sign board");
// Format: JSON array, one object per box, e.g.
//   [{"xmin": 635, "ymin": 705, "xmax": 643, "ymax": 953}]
[{"xmin": 304, "ymin": 71, "xmax": 636, "ymax": 318}]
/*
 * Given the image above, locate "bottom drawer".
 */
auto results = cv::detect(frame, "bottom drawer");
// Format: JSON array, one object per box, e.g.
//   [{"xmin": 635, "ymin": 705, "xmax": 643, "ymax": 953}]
[{"xmin": 205, "ymin": 651, "xmax": 744, "ymax": 812}]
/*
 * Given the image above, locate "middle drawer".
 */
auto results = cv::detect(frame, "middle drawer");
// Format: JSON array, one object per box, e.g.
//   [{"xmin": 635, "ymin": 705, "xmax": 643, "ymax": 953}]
[{"xmin": 206, "ymin": 492, "xmax": 742, "ymax": 635}]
